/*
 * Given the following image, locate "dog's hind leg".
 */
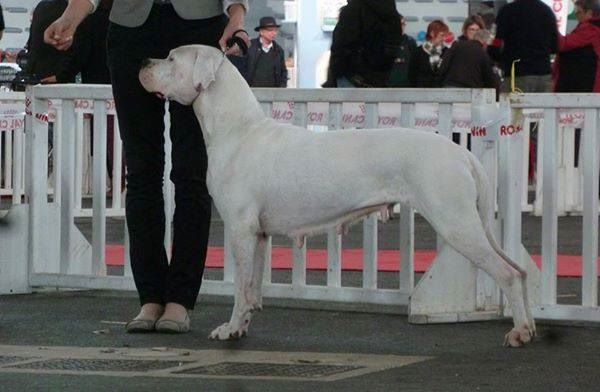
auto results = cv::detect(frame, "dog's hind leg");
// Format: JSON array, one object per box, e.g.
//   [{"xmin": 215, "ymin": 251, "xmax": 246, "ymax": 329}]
[
  {"xmin": 435, "ymin": 218, "xmax": 534, "ymax": 347},
  {"xmin": 420, "ymin": 182, "xmax": 533, "ymax": 346},
  {"xmin": 209, "ymin": 226, "xmax": 260, "ymax": 340}
]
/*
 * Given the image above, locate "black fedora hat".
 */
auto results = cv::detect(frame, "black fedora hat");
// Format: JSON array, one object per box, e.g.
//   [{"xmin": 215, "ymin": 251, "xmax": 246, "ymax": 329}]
[{"xmin": 254, "ymin": 16, "xmax": 281, "ymax": 31}]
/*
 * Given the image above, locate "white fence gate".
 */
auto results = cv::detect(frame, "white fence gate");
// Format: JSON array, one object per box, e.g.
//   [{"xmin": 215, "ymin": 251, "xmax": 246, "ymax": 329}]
[{"xmin": 509, "ymin": 93, "xmax": 600, "ymax": 321}]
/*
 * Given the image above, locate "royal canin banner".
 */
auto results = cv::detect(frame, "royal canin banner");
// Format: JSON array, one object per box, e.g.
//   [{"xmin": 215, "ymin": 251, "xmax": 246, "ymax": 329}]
[{"xmin": 0, "ymin": 100, "xmax": 585, "ymax": 133}]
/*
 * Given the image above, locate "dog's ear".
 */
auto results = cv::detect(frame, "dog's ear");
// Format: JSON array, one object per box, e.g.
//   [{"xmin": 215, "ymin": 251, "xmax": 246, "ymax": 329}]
[{"xmin": 192, "ymin": 49, "xmax": 222, "ymax": 92}]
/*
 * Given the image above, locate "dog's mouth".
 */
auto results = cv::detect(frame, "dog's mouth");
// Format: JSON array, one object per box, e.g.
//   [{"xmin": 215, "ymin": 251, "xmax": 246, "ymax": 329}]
[{"xmin": 154, "ymin": 92, "xmax": 165, "ymax": 100}]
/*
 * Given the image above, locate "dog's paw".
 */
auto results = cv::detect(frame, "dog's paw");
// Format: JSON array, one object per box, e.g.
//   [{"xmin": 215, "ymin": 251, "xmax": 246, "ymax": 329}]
[
  {"xmin": 503, "ymin": 325, "xmax": 534, "ymax": 348},
  {"xmin": 209, "ymin": 322, "xmax": 248, "ymax": 341}
]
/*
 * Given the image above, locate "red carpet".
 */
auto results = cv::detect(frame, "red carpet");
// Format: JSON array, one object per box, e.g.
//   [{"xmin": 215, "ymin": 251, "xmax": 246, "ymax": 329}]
[{"xmin": 105, "ymin": 245, "xmax": 599, "ymax": 277}]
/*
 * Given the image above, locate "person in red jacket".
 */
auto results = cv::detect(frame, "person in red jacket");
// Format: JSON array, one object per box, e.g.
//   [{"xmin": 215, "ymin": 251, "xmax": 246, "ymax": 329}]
[
  {"xmin": 554, "ymin": 0, "xmax": 600, "ymax": 181},
  {"xmin": 554, "ymin": 0, "xmax": 600, "ymax": 92}
]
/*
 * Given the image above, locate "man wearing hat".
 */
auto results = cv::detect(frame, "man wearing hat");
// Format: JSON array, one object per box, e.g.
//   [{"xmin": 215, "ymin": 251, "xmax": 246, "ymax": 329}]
[{"xmin": 246, "ymin": 16, "xmax": 288, "ymax": 87}]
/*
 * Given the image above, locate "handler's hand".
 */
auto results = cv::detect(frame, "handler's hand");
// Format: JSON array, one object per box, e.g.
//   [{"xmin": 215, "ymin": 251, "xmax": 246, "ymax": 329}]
[
  {"xmin": 41, "ymin": 75, "xmax": 58, "ymax": 84},
  {"xmin": 44, "ymin": 16, "xmax": 78, "ymax": 51},
  {"xmin": 44, "ymin": 0, "xmax": 93, "ymax": 51},
  {"xmin": 219, "ymin": 4, "xmax": 249, "ymax": 56}
]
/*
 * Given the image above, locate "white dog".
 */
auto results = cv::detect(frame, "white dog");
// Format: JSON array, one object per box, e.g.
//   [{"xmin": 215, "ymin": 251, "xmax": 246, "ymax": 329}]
[{"xmin": 139, "ymin": 45, "xmax": 535, "ymax": 347}]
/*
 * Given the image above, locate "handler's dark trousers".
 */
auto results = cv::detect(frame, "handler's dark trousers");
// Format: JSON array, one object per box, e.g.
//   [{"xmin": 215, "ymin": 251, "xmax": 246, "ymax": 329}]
[{"xmin": 107, "ymin": 4, "xmax": 227, "ymax": 309}]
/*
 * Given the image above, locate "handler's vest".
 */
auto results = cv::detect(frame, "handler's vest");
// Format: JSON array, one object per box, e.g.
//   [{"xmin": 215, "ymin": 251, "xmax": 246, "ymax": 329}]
[{"xmin": 108, "ymin": 0, "xmax": 225, "ymax": 28}]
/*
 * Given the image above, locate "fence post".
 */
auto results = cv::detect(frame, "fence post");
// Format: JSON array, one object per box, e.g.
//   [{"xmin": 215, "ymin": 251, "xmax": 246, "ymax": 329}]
[
  {"xmin": 399, "ymin": 103, "xmax": 415, "ymax": 292},
  {"xmin": 581, "ymin": 108, "xmax": 599, "ymax": 307},
  {"xmin": 91, "ymin": 99, "xmax": 108, "ymax": 276},
  {"xmin": 470, "ymin": 89, "xmax": 503, "ymax": 310},
  {"xmin": 499, "ymin": 98, "xmax": 540, "ymax": 310},
  {"xmin": 28, "ymin": 88, "xmax": 54, "ymax": 275},
  {"xmin": 541, "ymin": 108, "xmax": 559, "ymax": 305},
  {"xmin": 59, "ymin": 99, "xmax": 92, "ymax": 275}
]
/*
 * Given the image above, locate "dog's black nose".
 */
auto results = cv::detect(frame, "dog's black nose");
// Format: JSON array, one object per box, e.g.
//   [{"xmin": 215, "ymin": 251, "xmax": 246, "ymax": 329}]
[{"xmin": 140, "ymin": 58, "xmax": 151, "ymax": 68}]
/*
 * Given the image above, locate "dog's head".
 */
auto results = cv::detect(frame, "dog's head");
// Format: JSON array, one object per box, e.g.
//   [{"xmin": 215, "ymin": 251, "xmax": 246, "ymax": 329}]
[{"xmin": 138, "ymin": 45, "xmax": 224, "ymax": 105}]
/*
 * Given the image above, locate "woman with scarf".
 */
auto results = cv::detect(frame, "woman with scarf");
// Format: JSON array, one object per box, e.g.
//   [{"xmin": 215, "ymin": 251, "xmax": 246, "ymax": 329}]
[{"xmin": 409, "ymin": 20, "xmax": 449, "ymax": 87}]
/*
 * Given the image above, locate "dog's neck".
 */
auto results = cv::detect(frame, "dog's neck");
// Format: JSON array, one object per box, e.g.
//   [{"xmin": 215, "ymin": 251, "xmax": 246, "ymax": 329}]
[{"xmin": 192, "ymin": 59, "xmax": 265, "ymax": 148}]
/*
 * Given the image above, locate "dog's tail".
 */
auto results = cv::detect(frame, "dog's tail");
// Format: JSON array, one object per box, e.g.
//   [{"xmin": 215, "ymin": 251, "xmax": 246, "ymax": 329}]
[{"xmin": 468, "ymin": 153, "xmax": 527, "ymax": 277}]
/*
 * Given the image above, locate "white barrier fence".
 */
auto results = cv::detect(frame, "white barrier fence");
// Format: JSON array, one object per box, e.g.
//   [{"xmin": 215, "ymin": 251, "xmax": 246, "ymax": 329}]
[
  {"xmin": 0, "ymin": 92, "xmax": 26, "ymax": 204},
  {"xmin": 0, "ymin": 85, "xmax": 598, "ymax": 325},
  {"xmin": 1, "ymin": 91, "xmax": 591, "ymax": 216},
  {"xmin": 509, "ymin": 93, "xmax": 600, "ymax": 321},
  {"xmin": 0, "ymin": 92, "xmax": 125, "ymax": 216}
]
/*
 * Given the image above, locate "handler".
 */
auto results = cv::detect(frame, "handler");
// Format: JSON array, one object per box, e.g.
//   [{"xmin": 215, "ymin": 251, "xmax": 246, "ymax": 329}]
[{"xmin": 44, "ymin": 0, "xmax": 249, "ymax": 333}]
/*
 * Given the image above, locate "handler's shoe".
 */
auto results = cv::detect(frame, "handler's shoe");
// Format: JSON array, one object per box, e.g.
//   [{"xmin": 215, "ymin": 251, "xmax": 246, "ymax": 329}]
[
  {"xmin": 125, "ymin": 303, "xmax": 164, "ymax": 333},
  {"xmin": 155, "ymin": 313, "xmax": 190, "ymax": 333},
  {"xmin": 155, "ymin": 302, "xmax": 190, "ymax": 333},
  {"xmin": 125, "ymin": 318, "xmax": 157, "ymax": 333}
]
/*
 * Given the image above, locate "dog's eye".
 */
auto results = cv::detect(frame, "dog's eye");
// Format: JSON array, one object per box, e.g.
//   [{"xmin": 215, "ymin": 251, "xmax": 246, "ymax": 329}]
[{"xmin": 168, "ymin": 57, "xmax": 174, "ymax": 62}]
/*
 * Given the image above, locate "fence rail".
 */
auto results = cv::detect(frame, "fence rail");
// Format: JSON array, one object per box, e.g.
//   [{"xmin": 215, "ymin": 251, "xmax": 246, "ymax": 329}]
[{"xmin": 2, "ymin": 89, "xmax": 591, "ymax": 216}]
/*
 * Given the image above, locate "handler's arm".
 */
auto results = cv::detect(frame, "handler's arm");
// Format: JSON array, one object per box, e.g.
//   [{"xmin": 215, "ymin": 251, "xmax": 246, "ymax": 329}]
[
  {"xmin": 44, "ymin": 0, "xmax": 96, "ymax": 51},
  {"xmin": 220, "ymin": 1, "xmax": 250, "ymax": 56}
]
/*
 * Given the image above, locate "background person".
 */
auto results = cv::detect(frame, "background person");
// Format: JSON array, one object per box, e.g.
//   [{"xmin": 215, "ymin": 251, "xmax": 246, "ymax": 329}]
[
  {"xmin": 408, "ymin": 19, "xmax": 449, "ymax": 87},
  {"xmin": 388, "ymin": 13, "xmax": 417, "ymax": 88},
  {"xmin": 45, "ymin": 0, "xmax": 249, "ymax": 334},
  {"xmin": 323, "ymin": 0, "xmax": 402, "ymax": 87},
  {"xmin": 495, "ymin": 0, "xmax": 557, "ymax": 93},
  {"xmin": 440, "ymin": 29, "xmax": 499, "ymax": 92},
  {"xmin": 456, "ymin": 14, "xmax": 485, "ymax": 42},
  {"xmin": 246, "ymin": 16, "xmax": 287, "ymax": 87},
  {"xmin": 71, "ymin": 0, "xmax": 112, "ymax": 84},
  {"xmin": 439, "ymin": 28, "xmax": 499, "ymax": 147},
  {"xmin": 27, "ymin": 0, "xmax": 78, "ymax": 84},
  {"xmin": 554, "ymin": 0, "xmax": 600, "ymax": 93},
  {"xmin": 553, "ymin": 0, "xmax": 600, "ymax": 177},
  {"xmin": 495, "ymin": 0, "xmax": 558, "ymax": 187},
  {"xmin": 67, "ymin": 0, "xmax": 122, "ymax": 194}
]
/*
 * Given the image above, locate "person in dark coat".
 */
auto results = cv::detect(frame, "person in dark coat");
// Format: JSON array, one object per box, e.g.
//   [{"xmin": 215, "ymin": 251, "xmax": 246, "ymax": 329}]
[
  {"xmin": 388, "ymin": 14, "xmax": 417, "ymax": 87},
  {"xmin": 495, "ymin": 0, "xmax": 558, "ymax": 186},
  {"xmin": 495, "ymin": 0, "xmax": 558, "ymax": 92},
  {"xmin": 26, "ymin": 0, "xmax": 78, "ymax": 83},
  {"xmin": 66, "ymin": 0, "xmax": 121, "ymax": 192},
  {"xmin": 246, "ymin": 16, "xmax": 287, "ymax": 87},
  {"xmin": 440, "ymin": 29, "xmax": 499, "ymax": 92},
  {"xmin": 323, "ymin": 0, "xmax": 402, "ymax": 87},
  {"xmin": 72, "ymin": 0, "xmax": 112, "ymax": 84},
  {"xmin": 408, "ymin": 20, "xmax": 449, "ymax": 87}
]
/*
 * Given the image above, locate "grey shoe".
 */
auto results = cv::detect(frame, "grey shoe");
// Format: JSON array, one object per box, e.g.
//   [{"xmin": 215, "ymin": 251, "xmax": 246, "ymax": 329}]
[
  {"xmin": 125, "ymin": 318, "xmax": 156, "ymax": 333},
  {"xmin": 155, "ymin": 313, "xmax": 190, "ymax": 333}
]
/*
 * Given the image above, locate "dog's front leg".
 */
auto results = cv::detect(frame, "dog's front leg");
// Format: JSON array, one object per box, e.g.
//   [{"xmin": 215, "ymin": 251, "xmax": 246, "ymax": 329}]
[
  {"xmin": 248, "ymin": 234, "xmax": 268, "ymax": 311},
  {"xmin": 209, "ymin": 228, "xmax": 259, "ymax": 340}
]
